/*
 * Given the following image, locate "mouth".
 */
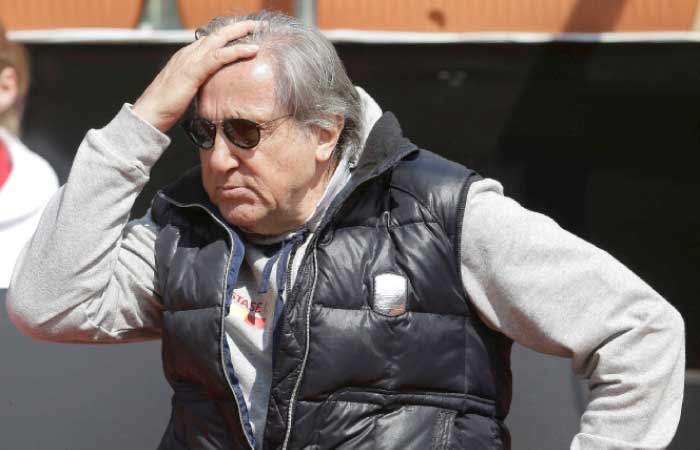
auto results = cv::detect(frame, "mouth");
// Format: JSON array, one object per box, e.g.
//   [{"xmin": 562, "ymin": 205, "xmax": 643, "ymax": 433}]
[{"xmin": 218, "ymin": 185, "xmax": 253, "ymax": 199}]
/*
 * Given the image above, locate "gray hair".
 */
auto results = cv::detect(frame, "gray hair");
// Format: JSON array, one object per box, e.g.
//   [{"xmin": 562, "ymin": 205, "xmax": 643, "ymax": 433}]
[{"xmin": 196, "ymin": 10, "xmax": 363, "ymax": 164}]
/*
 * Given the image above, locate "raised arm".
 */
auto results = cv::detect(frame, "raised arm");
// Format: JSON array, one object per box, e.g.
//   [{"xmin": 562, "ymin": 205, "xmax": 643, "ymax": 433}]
[
  {"xmin": 7, "ymin": 106, "xmax": 167, "ymax": 342},
  {"xmin": 460, "ymin": 179, "xmax": 685, "ymax": 450},
  {"xmin": 6, "ymin": 22, "xmax": 262, "ymax": 342}
]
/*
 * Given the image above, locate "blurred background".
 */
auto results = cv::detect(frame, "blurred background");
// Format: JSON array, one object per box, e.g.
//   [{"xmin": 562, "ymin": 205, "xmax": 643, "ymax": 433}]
[{"xmin": 0, "ymin": 1, "xmax": 699, "ymax": 449}]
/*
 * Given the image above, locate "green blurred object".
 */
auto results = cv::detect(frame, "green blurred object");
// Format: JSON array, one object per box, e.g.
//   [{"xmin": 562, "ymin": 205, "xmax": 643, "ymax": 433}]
[{"xmin": 139, "ymin": 0, "xmax": 183, "ymax": 29}]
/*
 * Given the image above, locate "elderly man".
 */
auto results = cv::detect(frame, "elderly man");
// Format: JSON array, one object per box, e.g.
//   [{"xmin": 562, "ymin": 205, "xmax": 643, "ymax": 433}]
[{"xmin": 6, "ymin": 11, "xmax": 684, "ymax": 450}]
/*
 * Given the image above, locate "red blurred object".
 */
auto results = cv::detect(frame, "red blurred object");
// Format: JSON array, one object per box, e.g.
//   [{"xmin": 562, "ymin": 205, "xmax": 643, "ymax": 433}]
[
  {"xmin": 176, "ymin": 0, "xmax": 293, "ymax": 29},
  {"xmin": 0, "ymin": 138, "xmax": 11, "ymax": 189},
  {"xmin": 317, "ymin": 0, "xmax": 699, "ymax": 32},
  {"xmin": 0, "ymin": 0, "xmax": 145, "ymax": 30}
]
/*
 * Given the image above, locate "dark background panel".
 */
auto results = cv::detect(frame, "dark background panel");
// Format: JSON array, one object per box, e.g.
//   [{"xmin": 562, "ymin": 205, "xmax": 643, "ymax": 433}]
[{"xmin": 3, "ymin": 40, "xmax": 698, "ymax": 449}]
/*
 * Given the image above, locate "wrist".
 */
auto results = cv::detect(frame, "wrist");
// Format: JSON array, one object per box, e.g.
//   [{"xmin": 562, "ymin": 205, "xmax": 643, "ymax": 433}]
[
  {"xmin": 97, "ymin": 104, "xmax": 172, "ymax": 173},
  {"xmin": 132, "ymin": 99, "xmax": 173, "ymax": 133}
]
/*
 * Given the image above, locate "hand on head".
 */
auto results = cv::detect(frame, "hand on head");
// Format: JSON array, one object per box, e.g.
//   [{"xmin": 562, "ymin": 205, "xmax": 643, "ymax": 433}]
[{"xmin": 133, "ymin": 21, "xmax": 261, "ymax": 133}]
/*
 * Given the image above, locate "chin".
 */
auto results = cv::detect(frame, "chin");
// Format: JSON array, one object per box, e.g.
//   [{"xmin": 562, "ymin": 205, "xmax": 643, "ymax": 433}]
[{"xmin": 219, "ymin": 204, "xmax": 266, "ymax": 231}]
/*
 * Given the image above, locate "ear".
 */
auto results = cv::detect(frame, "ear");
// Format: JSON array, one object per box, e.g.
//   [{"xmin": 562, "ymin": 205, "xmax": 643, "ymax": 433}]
[
  {"xmin": 0, "ymin": 67, "xmax": 19, "ymax": 114},
  {"xmin": 315, "ymin": 115, "xmax": 344, "ymax": 163}
]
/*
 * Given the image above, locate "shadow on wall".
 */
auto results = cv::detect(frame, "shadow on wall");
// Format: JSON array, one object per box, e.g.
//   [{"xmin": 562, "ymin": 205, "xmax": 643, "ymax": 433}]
[
  {"xmin": 498, "ymin": 0, "xmax": 627, "ymax": 233},
  {"xmin": 558, "ymin": 0, "xmax": 631, "ymax": 33}
]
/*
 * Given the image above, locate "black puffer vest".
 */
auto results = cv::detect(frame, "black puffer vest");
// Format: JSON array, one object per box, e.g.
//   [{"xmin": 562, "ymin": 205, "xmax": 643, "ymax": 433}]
[{"xmin": 151, "ymin": 113, "xmax": 513, "ymax": 450}]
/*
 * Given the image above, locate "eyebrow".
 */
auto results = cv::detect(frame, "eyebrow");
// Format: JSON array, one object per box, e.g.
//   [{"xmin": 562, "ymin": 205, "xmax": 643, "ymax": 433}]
[{"xmin": 193, "ymin": 95, "xmax": 275, "ymax": 123}]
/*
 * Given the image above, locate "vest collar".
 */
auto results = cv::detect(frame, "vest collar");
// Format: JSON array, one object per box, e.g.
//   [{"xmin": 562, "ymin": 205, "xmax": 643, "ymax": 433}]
[
  {"xmin": 314, "ymin": 112, "xmax": 418, "ymax": 232},
  {"xmin": 350, "ymin": 111, "xmax": 417, "ymax": 182},
  {"xmin": 156, "ymin": 165, "xmax": 208, "ymax": 209}
]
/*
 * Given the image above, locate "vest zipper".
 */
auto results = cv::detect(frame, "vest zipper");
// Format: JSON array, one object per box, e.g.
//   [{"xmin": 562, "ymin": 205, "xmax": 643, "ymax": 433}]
[
  {"xmin": 282, "ymin": 244, "xmax": 319, "ymax": 450},
  {"xmin": 157, "ymin": 193, "xmax": 256, "ymax": 450},
  {"xmin": 278, "ymin": 170, "xmax": 398, "ymax": 449},
  {"xmin": 278, "ymin": 147, "xmax": 418, "ymax": 448},
  {"xmin": 283, "ymin": 241, "xmax": 299, "ymax": 306}
]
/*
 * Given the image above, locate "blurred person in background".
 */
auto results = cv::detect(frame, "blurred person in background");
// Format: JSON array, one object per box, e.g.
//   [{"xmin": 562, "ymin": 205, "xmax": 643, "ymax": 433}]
[
  {"xmin": 5, "ymin": 11, "xmax": 685, "ymax": 450},
  {"xmin": 0, "ymin": 24, "xmax": 58, "ymax": 289}
]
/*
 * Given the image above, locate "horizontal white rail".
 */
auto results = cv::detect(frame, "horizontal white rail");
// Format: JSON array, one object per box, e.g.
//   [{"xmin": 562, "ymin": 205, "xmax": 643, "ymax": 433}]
[{"xmin": 9, "ymin": 28, "xmax": 700, "ymax": 45}]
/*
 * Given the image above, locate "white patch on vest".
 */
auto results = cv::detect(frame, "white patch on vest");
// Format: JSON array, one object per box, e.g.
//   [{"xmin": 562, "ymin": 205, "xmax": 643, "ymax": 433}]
[{"xmin": 373, "ymin": 272, "xmax": 407, "ymax": 316}]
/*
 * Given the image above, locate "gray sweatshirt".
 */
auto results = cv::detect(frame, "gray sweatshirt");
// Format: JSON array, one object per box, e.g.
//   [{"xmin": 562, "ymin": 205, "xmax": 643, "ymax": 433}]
[{"xmin": 6, "ymin": 101, "xmax": 685, "ymax": 450}]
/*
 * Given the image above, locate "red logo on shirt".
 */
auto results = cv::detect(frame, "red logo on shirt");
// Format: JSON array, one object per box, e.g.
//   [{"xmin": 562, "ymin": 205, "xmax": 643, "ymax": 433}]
[{"xmin": 230, "ymin": 291, "xmax": 265, "ymax": 329}]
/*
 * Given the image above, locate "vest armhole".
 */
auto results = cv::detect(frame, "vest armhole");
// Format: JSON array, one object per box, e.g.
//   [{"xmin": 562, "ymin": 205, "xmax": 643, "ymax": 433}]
[{"xmin": 454, "ymin": 172, "xmax": 483, "ymax": 310}]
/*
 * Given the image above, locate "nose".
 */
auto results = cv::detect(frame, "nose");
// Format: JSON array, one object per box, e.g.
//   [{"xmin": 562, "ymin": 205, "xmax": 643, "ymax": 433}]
[{"xmin": 206, "ymin": 127, "xmax": 240, "ymax": 173}]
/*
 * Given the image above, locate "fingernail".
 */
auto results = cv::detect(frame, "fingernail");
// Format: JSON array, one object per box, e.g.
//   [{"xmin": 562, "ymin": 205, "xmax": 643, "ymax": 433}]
[{"xmin": 241, "ymin": 44, "xmax": 259, "ymax": 52}]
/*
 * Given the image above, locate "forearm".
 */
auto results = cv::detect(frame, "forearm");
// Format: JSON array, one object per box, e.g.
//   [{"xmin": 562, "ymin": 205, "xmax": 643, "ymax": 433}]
[
  {"xmin": 6, "ymin": 104, "xmax": 170, "ymax": 342},
  {"xmin": 460, "ymin": 179, "xmax": 685, "ymax": 449},
  {"xmin": 569, "ymin": 293, "xmax": 684, "ymax": 450}
]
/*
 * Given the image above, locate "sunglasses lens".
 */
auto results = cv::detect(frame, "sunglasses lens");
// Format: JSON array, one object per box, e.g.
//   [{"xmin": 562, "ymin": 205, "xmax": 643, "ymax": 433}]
[
  {"xmin": 224, "ymin": 119, "xmax": 260, "ymax": 149},
  {"xmin": 185, "ymin": 118, "xmax": 216, "ymax": 149}
]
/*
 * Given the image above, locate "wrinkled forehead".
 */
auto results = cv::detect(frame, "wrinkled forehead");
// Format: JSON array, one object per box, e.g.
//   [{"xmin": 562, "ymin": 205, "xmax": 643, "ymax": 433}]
[{"xmin": 196, "ymin": 55, "xmax": 280, "ymax": 121}]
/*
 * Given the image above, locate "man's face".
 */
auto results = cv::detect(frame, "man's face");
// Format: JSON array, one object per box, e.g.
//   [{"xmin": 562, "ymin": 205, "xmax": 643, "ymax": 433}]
[{"xmin": 197, "ymin": 55, "xmax": 333, "ymax": 236}]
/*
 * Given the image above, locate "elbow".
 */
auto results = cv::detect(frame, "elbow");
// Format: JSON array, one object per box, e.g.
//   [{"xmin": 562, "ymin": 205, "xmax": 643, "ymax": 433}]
[
  {"xmin": 5, "ymin": 287, "xmax": 55, "ymax": 341},
  {"xmin": 664, "ymin": 304, "xmax": 686, "ymax": 351},
  {"xmin": 5, "ymin": 250, "xmax": 48, "ymax": 339},
  {"xmin": 6, "ymin": 292, "xmax": 36, "ymax": 338},
  {"xmin": 648, "ymin": 300, "xmax": 686, "ymax": 362},
  {"xmin": 6, "ymin": 295, "xmax": 35, "ymax": 338}
]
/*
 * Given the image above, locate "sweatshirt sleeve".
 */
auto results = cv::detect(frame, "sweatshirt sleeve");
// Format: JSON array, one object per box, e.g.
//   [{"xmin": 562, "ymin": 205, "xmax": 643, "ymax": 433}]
[
  {"xmin": 6, "ymin": 104, "xmax": 171, "ymax": 343},
  {"xmin": 460, "ymin": 178, "xmax": 685, "ymax": 450}
]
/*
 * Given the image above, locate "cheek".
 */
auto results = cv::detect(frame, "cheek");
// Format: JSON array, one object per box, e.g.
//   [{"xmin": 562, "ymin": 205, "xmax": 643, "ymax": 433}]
[
  {"xmin": 272, "ymin": 133, "xmax": 318, "ymax": 184},
  {"xmin": 199, "ymin": 155, "xmax": 216, "ymax": 196},
  {"xmin": 262, "ymin": 154, "xmax": 311, "ymax": 201}
]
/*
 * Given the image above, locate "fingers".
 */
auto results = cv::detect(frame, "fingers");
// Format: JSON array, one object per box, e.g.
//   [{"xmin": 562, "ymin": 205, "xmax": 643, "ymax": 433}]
[
  {"xmin": 192, "ymin": 41, "xmax": 258, "ymax": 85},
  {"xmin": 191, "ymin": 21, "xmax": 262, "ymax": 77},
  {"xmin": 208, "ymin": 44, "xmax": 259, "ymax": 68},
  {"xmin": 200, "ymin": 20, "xmax": 261, "ymax": 50},
  {"xmin": 131, "ymin": 21, "xmax": 264, "ymax": 132}
]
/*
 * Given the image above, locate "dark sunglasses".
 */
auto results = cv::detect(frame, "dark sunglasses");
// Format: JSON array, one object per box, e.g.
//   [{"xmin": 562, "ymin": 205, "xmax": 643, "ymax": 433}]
[{"xmin": 181, "ymin": 115, "xmax": 291, "ymax": 150}]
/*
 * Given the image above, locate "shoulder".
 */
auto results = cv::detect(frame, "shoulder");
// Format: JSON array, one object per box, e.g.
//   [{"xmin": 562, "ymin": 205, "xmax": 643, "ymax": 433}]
[
  {"xmin": 390, "ymin": 149, "xmax": 482, "ymax": 238},
  {"xmin": 463, "ymin": 178, "xmax": 558, "ymax": 239}
]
